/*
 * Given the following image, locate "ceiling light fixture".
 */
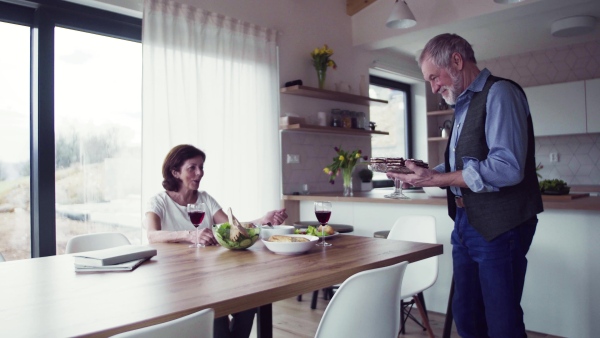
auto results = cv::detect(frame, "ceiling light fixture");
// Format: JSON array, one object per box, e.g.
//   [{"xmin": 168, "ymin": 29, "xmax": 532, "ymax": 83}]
[
  {"xmin": 386, "ymin": 0, "xmax": 416, "ymax": 29},
  {"xmin": 493, "ymin": 0, "xmax": 525, "ymax": 4},
  {"xmin": 551, "ymin": 16, "xmax": 597, "ymax": 37}
]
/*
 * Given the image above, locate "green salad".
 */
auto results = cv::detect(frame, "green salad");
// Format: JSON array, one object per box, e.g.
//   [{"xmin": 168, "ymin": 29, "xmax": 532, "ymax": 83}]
[
  {"xmin": 213, "ymin": 222, "xmax": 260, "ymax": 250},
  {"xmin": 295, "ymin": 225, "xmax": 323, "ymax": 237},
  {"xmin": 539, "ymin": 179, "xmax": 570, "ymax": 194}
]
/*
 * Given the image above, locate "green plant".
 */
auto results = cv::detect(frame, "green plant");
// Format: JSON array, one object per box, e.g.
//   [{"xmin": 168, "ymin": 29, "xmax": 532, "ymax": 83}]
[
  {"xmin": 323, "ymin": 146, "xmax": 368, "ymax": 184},
  {"xmin": 539, "ymin": 179, "xmax": 569, "ymax": 192},
  {"xmin": 358, "ymin": 168, "xmax": 373, "ymax": 182}
]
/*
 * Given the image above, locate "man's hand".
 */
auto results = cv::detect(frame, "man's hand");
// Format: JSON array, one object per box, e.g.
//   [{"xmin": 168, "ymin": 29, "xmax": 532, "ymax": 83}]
[{"xmin": 386, "ymin": 160, "xmax": 436, "ymax": 187}]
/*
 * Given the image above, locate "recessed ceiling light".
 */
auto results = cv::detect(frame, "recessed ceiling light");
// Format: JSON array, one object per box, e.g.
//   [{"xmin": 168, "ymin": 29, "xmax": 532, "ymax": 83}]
[{"xmin": 551, "ymin": 16, "xmax": 597, "ymax": 37}]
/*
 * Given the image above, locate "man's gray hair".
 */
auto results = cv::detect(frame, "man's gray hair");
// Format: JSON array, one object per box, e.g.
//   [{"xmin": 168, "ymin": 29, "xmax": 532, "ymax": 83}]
[{"xmin": 418, "ymin": 33, "xmax": 477, "ymax": 69}]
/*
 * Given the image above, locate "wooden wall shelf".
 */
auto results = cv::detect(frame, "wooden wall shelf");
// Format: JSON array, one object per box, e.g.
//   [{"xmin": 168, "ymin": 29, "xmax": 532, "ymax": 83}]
[
  {"xmin": 280, "ymin": 85, "xmax": 388, "ymax": 106},
  {"xmin": 280, "ymin": 123, "xmax": 389, "ymax": 136}
]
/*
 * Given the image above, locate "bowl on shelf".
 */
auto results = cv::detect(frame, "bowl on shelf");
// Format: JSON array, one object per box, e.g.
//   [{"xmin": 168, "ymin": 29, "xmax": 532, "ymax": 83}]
[
  {"xmin": 423, "ymin": 187, "xmax": 447, "ymax": 198},
  {"xmin": 260, "ymin": 225, "xmax": 295, "ymax": 240},
  {"xmin": 262, "ymin": 235, "xmax": 318, "ymax": 255},
  {"xmin": 213, "ymin": 222, "xmax": 261, "ymax": 250}
]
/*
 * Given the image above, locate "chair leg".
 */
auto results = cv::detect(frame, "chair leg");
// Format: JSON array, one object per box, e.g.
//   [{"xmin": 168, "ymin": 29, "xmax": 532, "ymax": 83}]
[
  {"xmin": 413, "ymin": 295, "xmax": 435, "ymax": 338},
  {"xmin": 297, "ymin": 294, "xmax": 302, "ymax": 302},
  {"xmin": 310, "ymin": 290, "xmax": 319, "ymax": 309}
]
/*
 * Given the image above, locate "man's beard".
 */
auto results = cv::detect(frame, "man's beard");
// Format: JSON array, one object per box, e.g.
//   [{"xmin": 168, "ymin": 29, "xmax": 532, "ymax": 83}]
[{"xmin": 441, "ymin": 68, "xmax": 463, "ymax": 105}]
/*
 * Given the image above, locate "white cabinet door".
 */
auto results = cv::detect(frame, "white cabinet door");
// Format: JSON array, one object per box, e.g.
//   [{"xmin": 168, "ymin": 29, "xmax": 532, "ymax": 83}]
[
  {"xmin": 585, "ymin": 78, "xmax": 600, "ymax": 133},
  {"xmin": 524, "ymin": 81, "xmax": 586, "ymax": 136}
]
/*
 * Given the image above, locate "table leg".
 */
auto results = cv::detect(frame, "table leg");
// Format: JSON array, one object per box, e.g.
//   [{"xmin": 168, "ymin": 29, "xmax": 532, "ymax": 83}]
[
  {"xmin": 257, "ymin": 303, "xmax": 272, "ymax": 338},
  {"xmin": 442, "ymin": 275, "xmax": 454, "ymax": 338}
]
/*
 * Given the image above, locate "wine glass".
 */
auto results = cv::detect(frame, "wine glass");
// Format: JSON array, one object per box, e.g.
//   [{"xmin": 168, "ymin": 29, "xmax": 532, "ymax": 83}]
[
  {"xmin": 314, "ymin": 201, "xmax": 332, "ymax": 247},
  {"xmin": 384, "ymin": 175, "xmax": 409, "ymax": 200},
  {"xmin": 187, "ymin": 202, "xmax": 207, "ymax": 248}
]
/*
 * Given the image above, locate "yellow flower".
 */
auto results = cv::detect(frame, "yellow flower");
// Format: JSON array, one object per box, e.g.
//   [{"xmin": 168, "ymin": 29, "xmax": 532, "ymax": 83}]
[
  {"xmin": 323, "ymin": 146, "xmax": 368, "ymax": 185},
  {"xmin": 311, "ymin": 44, "xmax": 337, "ymax": 71}
]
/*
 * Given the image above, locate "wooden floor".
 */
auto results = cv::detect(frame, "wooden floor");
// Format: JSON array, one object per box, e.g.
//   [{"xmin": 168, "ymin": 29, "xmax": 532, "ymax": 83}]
[{"xmin": 251, "ymin": 292, "xmax": 564, "ymax": 338}]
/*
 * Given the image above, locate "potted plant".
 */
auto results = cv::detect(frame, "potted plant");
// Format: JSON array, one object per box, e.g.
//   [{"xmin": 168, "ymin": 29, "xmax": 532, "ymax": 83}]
[{"xmin": 358, "ymin": 168, "xmax": 373, "ymax": 191}]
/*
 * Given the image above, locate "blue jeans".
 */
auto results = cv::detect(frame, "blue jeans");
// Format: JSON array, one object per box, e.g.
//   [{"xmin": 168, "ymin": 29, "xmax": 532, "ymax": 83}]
[{"xmin": 451, "ymin": 208, "xmax": 537, "ymax": 338}]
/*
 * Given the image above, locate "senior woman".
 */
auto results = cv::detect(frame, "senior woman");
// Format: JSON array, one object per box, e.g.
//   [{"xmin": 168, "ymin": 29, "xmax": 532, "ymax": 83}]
[{"xmin": 143, "ymin": 144, "xmax": 287, "ymax": 338}]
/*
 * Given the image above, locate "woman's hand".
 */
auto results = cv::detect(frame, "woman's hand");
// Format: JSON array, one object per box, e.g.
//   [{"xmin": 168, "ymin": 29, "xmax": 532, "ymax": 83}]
[
  {"xmin": 191, "ymin": 227, "xmax": 219, "ymax": 246},
  {"xmin": 262, "ymin": 208, "xmax": 288, "ymax": 225}
]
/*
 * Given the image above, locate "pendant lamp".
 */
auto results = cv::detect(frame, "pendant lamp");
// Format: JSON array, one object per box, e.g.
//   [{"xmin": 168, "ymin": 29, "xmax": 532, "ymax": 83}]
[{"xmin": 386, "ymin": 0, "xmax": 416, "ymax": 29}]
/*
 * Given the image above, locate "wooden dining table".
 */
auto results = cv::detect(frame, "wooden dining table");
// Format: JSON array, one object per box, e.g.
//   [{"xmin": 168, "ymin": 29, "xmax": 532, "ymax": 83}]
[{"xmin": 0, "ymin": 235, "xmax": 443, "ymax": 337}]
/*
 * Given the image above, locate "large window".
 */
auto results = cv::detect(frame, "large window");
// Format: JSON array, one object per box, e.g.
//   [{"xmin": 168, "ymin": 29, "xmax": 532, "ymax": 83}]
[
  {"xmin": 369, "ymin": 76, "xmax": 412, "ymax": 180},
  {"xmin": 0, "ymin": 21, "xmax": 31, "ymax": 260},
  {"xmin": 0, "ymin": 1, "xmax": 142, "ymax": 260}
]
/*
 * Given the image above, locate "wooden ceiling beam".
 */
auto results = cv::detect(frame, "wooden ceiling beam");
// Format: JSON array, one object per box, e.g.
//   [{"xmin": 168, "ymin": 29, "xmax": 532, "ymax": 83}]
[{"xmin": 346, "ymin": 0, "xmax": 379, "ymax": 16}]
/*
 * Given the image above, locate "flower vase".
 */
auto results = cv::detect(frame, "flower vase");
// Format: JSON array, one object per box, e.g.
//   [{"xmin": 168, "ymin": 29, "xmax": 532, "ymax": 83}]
[
  {"xmin": 316, "ymin": 68, "xmax": 327, "ymax": 89},
  {"xmin": 342, "ymin": 166, "xmax": 354, "ymax": 197}
]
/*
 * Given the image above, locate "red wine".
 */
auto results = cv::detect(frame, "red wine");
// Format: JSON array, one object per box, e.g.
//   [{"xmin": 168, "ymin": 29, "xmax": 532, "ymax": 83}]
[
  {"xmin": 315, "ymin": 211, "xmax": 331, "ymax": 224},
  {"xmin": 188, "ymin": 211, "xmax": 205, "ymax": 227}
]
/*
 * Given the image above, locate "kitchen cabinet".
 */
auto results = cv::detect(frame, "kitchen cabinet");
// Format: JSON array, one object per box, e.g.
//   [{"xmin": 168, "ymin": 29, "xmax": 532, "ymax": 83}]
[
  {"xmin": 585, "ymin": 78, "xmax": 600, "ymax": 133},
  {"xmin": 524, "ymin": 81, "xmax": 587, "ymax": 136},
  {"xmin": 280, "ymin": 85, "xmax": 389, "ymax": 136},
  {"xmin": 426, "ymin": 109, "xmax": 453, "ymax": 166}
]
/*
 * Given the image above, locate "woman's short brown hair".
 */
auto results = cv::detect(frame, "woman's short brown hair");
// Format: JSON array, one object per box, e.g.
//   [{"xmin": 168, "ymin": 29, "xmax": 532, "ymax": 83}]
[{"xmin": 162, "ymin": 144, "xmax": 206, "ymax": 191}]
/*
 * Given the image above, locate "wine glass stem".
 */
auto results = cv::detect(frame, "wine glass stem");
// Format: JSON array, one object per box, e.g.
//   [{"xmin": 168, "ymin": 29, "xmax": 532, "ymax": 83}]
[
  {"xmin": 321, "ymin": 224, "xmax": 325, "ymax": 242},
  {"xmin": 195, "ymin": 227, "xmax": 199, "ymax": 247},
  {"xmin": 394, "ymin": 177, "xmax": 402, "ymax": 195}
]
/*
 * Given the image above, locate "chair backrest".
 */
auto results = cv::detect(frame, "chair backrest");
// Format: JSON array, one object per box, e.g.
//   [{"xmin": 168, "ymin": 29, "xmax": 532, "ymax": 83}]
[
  {"xmin": 65, "ymin": 232, "xmax": 131, "ymax": 254},
  {"xmin": 0, "ymin": 252, "xmax": 5, "ymax": 262},
  {"xmin": 388, "ymin": 215, "xmax": 438, "ymax": 298},
  {"xmin": 110, "ymin": 308, "xmax": 214, "ymax": 338},
  {"xmin": 314, "ymin": 261, "xmax": 408, "ymax": 338}
]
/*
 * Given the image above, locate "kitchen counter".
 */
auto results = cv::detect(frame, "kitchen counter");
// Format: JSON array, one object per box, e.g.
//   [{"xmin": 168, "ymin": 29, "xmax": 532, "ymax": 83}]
[
  {"xmin": 283, "ymin": 188, "xmax": 600, "ymax": 215},
  {"xmin": 282, "ymin": 188, "xmax": 599, "ymax": 338}
]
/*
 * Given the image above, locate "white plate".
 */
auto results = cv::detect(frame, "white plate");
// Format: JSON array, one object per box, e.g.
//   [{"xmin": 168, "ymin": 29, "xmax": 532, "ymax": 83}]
[
  {"xmin": 296, "ymin": 228, "xmax": 340, "ymax": 239},
  {"xmin": 262, "ymin": 235, "xmax": 319, "ymax": 255}
]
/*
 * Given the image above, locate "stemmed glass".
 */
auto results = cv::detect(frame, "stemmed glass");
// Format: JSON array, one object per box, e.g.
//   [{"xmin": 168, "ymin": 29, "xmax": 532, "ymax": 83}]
[
  {"xmin": 314, "ymin": 201, "xmax": 332, "ymax": 247},
  {"xmin": 385, "ymin": 175, "xmax": 409, "ymax": 200},
  {"xmin": 187, "ymin": 202, "xmax": 207, "ymax": 248}
]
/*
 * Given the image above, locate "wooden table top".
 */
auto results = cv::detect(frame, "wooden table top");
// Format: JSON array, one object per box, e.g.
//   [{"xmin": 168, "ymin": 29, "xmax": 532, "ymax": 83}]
[{"xmin": 0, "ymin": 235, "xmax": 442, "ymax": 337}]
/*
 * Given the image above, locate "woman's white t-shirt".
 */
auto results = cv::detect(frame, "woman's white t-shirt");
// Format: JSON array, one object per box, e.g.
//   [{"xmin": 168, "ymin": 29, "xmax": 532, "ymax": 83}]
[{"xmin": 146, "ymin": 191, "xmax": 222, "ymax": 231}]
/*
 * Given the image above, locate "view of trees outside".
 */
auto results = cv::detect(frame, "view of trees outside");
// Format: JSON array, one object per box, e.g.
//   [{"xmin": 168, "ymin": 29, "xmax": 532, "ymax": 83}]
[
  {"xmin": 369, "ymin": 84, "xmax": 407, "ymax": 180},
  {"xmin": 0, "ymin": 24, "xmax": 142, "ymax": 261},
  {"xmin": 0, "ymin": 22, "xmax": 31, "ymax": 261}
]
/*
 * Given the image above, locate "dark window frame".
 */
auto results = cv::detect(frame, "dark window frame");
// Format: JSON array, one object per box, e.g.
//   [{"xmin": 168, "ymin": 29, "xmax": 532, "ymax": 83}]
[
  {"xmin": 1, "ymin": 0, "xmax": 141, "ymax": 257},
  {"xmin": 369, "ymin": 75, "xmax": 414, "ymax": 159}
]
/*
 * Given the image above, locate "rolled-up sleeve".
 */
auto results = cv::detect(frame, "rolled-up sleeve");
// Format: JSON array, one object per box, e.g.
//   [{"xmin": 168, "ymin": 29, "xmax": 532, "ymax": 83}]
[{"xmin": 461, "ymin": 80, "xmax": 529, "ymax": 192}]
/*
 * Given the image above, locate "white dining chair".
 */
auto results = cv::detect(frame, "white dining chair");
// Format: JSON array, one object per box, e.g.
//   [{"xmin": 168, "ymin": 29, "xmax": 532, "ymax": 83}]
[
  {"xmin": 0, "ymin": 252, "xmax": 5, "ymax": 262},
  {"xmin": 65, "ymin": 232, "xmax": 131, "ymax": 254},
  {"xmin": 314, "ymin": 261, "xmax": 408, "ymax": 338},
  {"xmin": 110, "ymin": 308, "xmax": 214, "ymax": 338},
  {"xmin": 388, "ymin": 215, "xmax": 438, "ymax": 338}
]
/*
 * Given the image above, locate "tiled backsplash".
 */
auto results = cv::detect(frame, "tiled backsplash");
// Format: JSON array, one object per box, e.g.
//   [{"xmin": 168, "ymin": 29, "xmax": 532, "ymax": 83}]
[
  {"xmin": 535, "ymin": 134, "xmax": 600, "ymax": 185},
  {"xmin": 479, "ymin": 39, "xmax": 600, "ymax": 185},
  {"xmin": 281, "ymin": 131, "xmax": 371, "ymax": 195}
]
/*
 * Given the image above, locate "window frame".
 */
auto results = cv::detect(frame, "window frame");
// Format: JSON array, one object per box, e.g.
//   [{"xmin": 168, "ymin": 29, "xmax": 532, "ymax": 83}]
[
  {"xmin": 369, "ymin": 75, "xmax": 414, "ymax": 159},
  {"xmin": 0, "ymin": 0, "xmax": 141, "ymax": 257}
]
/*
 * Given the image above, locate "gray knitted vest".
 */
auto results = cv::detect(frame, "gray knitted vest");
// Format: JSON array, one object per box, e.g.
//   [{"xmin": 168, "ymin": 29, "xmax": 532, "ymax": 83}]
[{"xmin": 444, "ymin": 75, "xmax": 544, "ymax": 241}]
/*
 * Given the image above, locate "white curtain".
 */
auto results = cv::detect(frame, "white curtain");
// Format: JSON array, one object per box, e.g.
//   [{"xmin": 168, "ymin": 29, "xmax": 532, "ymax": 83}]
[{"xmin": 142, "ymin": 0, "xmax": 281, "ymax": 221}]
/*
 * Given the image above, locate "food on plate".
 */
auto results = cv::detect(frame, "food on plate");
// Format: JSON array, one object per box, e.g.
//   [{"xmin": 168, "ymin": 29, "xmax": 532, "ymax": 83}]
[
  {"xmin": 539, "ymin": 179, "xmax": 570, "ymax": 195},
  {"xmin": 318, "ymin": 225, "xmax": 335, "ymax": 235},
  {"xmin": 268, "ymin": 235, "xmax": 309, "ymax": 243},
  {"xmin": 369, "ymin": 157, "xmax": 429, "ymax": 174},
  {"xmin": 295, "ymin": 225, "xmax": 328, "ymax": 237}
]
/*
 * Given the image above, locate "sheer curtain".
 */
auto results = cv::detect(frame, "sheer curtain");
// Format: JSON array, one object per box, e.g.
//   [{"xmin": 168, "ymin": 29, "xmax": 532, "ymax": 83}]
[{"xmin": 142, "ymin": 0, "xmax": 280, "ymax": 222}]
